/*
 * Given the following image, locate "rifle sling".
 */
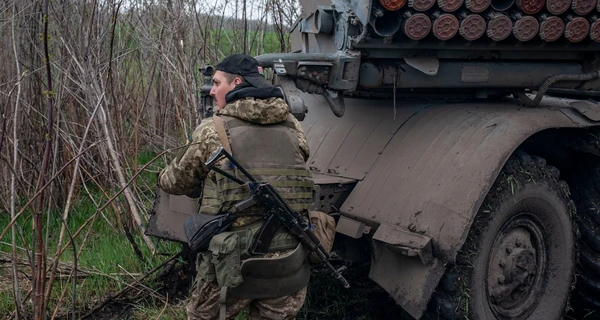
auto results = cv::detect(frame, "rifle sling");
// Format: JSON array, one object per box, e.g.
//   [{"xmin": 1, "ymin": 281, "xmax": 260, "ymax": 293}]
[{"xmin": 213, "ymin": 116, "xmax": 232, "ymax": 155}]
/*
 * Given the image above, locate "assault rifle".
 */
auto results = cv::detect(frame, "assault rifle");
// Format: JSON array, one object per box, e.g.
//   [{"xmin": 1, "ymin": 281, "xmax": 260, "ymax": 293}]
[{"xmin": 205, "ymin": 146, "xmax": 350, "ymax": 289}]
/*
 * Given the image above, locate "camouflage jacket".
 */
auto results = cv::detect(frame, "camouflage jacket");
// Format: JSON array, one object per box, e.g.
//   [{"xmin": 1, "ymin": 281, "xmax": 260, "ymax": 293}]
[{"xmin": 159, "ymin": 97, "xmax": 310, "ymax": 196}]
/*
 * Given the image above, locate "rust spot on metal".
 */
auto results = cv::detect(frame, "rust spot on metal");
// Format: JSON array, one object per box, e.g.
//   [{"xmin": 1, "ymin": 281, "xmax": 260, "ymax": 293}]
[
  {"xmin": 565, "ymin": 17, "xmax": 590, "ymax": 42},
  {"xmin": 438, "ymin": 0, "xmax": 465, "ymax": 11},
  {"xmin": 539, "ymin": 16, "xmax": 565, "ymax": 42},
  {"xmin": 403, "ymin": 13, "xmax": 432, "ymax": 40},
  {"xmin": 513, "ymin": 16, "xmax": 540, "ymax": 42},
  {"xmin": 516, "ymin": 0, "xmax": 546, "ymax": 13},
  {"xmin": 486, "ymin": 14, "xmax": 513, "ymax": 41},
  {"xmin": 432, "ymin": 13, "xmax": 460, "ymax": 40},
  {"xmin": 459, "ymin": 14, "xmax": 486, "ymax": 40},
  {"xmin": 572, "ymin": 0, "xmax": 596, "ymax": 15},
  {"xmin": 465, "ymin": 0, "xmax": 492, "ymax": 12},
  {"xmin": 546, "ymin": 0, "xmax": 571, "ymax": 14}
]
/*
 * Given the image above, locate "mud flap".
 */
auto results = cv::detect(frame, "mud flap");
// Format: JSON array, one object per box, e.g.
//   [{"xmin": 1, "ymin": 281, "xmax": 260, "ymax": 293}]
[{"xmin": 369, "ymin": 240, "xmax": 446, "ymax": 320}]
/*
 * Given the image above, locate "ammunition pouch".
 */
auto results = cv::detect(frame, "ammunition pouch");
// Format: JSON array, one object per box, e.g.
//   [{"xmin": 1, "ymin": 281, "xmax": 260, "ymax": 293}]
[
  {"xmin": 230, "ymin": 243, "xmax": 311, "ymax": 299},
  {"xmin": 196, "ymin": 222, "xmax": 309, "ymax": 299},
  {"xmin": 209, "ymin": 232, "xmax": 244, "ymax": 288}
]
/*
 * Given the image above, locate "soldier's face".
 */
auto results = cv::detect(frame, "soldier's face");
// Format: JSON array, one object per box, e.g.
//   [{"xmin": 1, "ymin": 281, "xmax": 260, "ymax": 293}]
[{"xmin": 210, "ymin": 71, "xmax": 242, "ymax": 110}]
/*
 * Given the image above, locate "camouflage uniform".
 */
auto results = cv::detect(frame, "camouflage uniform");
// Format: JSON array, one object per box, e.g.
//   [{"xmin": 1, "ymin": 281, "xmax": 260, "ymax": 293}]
[
  {"xmin": 159, "ymin": 96, "xmax": 309, "ymax": 197},
  {"xmin": 186, "ymin": 267, "xmax": 307, "ymax": 320},
  {"xmin": 159, "ymin": 97, "xmax": 310, "ymax": 320}
]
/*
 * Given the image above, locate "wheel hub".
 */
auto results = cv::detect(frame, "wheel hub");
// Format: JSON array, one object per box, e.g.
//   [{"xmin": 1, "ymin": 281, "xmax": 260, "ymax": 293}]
[{"xmin": 487, "ymin": 215, "xmax": 546, "ymax": 319}]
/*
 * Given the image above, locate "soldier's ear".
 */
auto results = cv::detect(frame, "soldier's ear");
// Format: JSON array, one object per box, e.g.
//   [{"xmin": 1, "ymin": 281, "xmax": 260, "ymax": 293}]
[{"xmin": 233, "ymin": 77, "xmax": 243, "ymax": 85}]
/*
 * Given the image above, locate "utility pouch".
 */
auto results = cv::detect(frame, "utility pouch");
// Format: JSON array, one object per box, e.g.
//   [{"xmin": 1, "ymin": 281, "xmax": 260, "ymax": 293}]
[
  {"xmin": 184, "ymin": 213, "xmax": 237, "ymax": 253},
  {"xmin": 209, "ymin": 232, "xmax": 244, "ymax": 288},
  {"xmin": 196, "ymin": 251, "xmax": 216, "ymax": 283}
]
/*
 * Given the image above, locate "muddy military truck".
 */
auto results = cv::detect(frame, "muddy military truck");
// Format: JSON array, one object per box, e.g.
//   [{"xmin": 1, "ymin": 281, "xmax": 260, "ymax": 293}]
[{"xmin": 146, "ymin": 0, "xmax": 600, "ymax": 318}]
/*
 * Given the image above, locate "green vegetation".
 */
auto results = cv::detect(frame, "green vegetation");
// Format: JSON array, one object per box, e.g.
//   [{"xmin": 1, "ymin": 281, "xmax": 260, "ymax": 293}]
[
  {"xmin": 0, "ymin": 287, "xmax": 16, "ymax": 317},
  {"xmin": 0, "ymin": 203, "xmax": 181, "ymax": 315},
  {"xmin": 1, "ymin": 1, "xmax": 301, "ymax": 317},
  {"xmin": 130, "ymin": 300, "xmax": 251, "ymax": 320},
  {"xmin": 0, "ymin": 150, "xmax": 181, "ymax": 318},
  {"xmin": 131, "ymin": 298, "xmax": 188, "ymax": 319},
  {"xmin": 0, "ymin": 149, "xmax": 397, "ymax": 319},
  {"xmin": 204, "ymin": 29, "xmax": 289, "ymax": 58}
]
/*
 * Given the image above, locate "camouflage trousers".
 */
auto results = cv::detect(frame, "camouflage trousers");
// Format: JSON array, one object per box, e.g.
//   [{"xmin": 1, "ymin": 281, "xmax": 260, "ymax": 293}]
[{"xmin": 186, "ymin": 280, "xmax": 307, "ymax": 320}]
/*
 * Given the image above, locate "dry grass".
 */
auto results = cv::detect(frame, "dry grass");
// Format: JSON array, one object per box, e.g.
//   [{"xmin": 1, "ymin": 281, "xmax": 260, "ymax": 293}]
[{"xmin": 0, "ymin": 0, "xmax": 302, "ymax": 316}]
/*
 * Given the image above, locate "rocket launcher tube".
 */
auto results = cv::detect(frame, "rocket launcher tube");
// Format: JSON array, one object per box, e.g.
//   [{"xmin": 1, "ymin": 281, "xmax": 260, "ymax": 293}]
[
  {"xmin": 516, "ymin": 0, "xmax": 546, "ymax": 14},
  {"xmin": 438, "ymin": 0, "xmax": 465, "ymax": 12},
  {"xmin": 403, "ymin": 11, "xmax": 433, "ymax": 40},
  {"xmin": 538, "ymin": 14, "xmax": 565, "ymax": 42},
  {"xmin": 432, "ymin": 11, "xmax": 460, "ymax": 40},
  {"xmin": 590, "ymin": 16, "xmax": 600, "ymax": 42},
  {"xmin": 409, "ymin": 0, "xmax": 437, "ymax": 11},
  {"xmin": 486, "ymin": 12, "xmax": 513, "ymax": 41},
  {"xmin": 565, "ymin": 15, "xmax": 590, "ymax": 42},
  {"xmin": 572, "ymin": 0, "xmax": 596, "ymax": 15},
  {"xmin": 512, "ymin": 13, "xmax": 540, "ymax": 42},
  {"xmin": 459, "ymin": 12, "xmax": 487, "ymax": 40},
  {"xmin": 546, "ymin": 0, "xmax": 571, "ymax": 14},
  {"xmin": 370, "ymin": 7, "xmax": 402, "ymax": 37},
  {"xmin": 465, "ymin": 0, "xmax": 491, "ymax": 13},
  {"xmin": 491, "ymin": 0, "xmax": 516, "ymax": 11},
  {"xmin": 379, "ymin": 0, "xmax": 407, "ymax": 10}
]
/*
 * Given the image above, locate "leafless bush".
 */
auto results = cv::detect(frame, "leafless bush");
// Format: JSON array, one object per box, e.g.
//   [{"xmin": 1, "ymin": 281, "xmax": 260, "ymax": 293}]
[{"xmin": 0, "ymin": 0, "xmax": 296, "ymax": 317}]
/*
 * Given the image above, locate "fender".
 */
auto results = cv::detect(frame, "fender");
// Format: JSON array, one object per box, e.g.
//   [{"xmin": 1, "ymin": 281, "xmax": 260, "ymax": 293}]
[{"xmin": 301, "ymin": 93, "xmax": 600, "ymax": 319}]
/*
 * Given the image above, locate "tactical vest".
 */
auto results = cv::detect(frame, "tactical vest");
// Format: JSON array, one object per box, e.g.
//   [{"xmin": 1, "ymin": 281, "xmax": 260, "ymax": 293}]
[
  {"xmin": 195, "ymin": 113, "xmax": 314, "ymax": 304},
  {"xmin": 200, "ymin": 114, "xmax": 314, "ymax": 223}
]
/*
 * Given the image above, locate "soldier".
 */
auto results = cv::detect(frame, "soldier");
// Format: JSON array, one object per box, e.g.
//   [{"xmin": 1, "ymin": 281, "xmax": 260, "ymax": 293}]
[{"xmin": 158, "ymin": 53, "xmax": 314, "ymax": 320}]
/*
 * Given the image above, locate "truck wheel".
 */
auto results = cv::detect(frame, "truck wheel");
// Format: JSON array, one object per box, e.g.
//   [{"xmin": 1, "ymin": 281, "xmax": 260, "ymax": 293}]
[
  {"xmin": 428, "ymin": 152, "xmax": 575, "ymax": 320},
  {"xmin": 569, "ymin": 164, "xmax": 600, "ymax": 318}
]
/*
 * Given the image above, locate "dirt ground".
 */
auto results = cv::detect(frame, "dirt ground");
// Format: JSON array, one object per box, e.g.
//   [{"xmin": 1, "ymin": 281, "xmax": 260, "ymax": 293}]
[
  {"xmin": 3, "ymin": 256, "xmax": 597, "ymax": 320},
  {"xmin": 1, "ymin": 256, "xmax": 407, "ymax": 320}
]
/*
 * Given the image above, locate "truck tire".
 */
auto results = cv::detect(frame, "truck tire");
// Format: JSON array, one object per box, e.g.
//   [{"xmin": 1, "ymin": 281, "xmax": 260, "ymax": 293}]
[
  {"xmin": 427, "ymin": 152, "xmax": 575, "ymax": 320},
  {"xmin": 569, "ymin": 164, "xmax": 600, "ymax": 318}
]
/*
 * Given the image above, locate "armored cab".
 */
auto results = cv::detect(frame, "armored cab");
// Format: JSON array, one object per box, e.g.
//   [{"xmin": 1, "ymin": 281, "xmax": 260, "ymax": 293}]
[{"xmin": 147, "ymin": 0, "xmax": 600, "ymax": 318}]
